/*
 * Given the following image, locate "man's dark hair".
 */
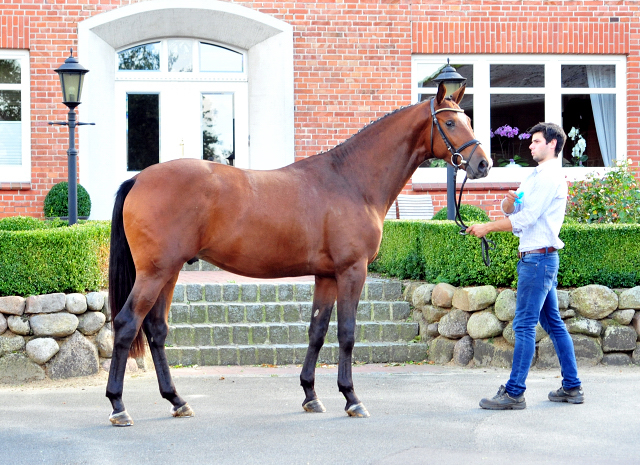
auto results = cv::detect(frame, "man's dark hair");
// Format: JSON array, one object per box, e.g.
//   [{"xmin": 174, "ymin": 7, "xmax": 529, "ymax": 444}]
[{"xmin": 528, "ymin": 122, "xmax": 567, "ymax": 157}]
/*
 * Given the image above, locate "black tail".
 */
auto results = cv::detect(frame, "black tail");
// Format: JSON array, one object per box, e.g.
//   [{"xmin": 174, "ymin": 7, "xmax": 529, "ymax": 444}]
[{"xmin": 108, "ymin": 178, "xmax": 145, "ymax": 358}]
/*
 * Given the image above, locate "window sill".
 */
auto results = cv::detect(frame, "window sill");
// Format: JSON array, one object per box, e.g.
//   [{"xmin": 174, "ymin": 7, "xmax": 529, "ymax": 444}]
[{"xmin": 0, "ymin": 182, "xmax": 31, "ymax": 191}]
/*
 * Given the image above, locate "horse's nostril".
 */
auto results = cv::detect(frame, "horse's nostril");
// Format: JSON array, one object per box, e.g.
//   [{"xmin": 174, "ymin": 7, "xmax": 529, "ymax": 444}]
[{"xmin": 479, "ymin": 159, "xmax": 488, "ymax": 170}]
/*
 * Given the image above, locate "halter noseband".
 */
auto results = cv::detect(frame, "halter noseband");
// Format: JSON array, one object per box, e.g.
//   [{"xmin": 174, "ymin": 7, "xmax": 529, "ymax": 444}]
[{"xmin": 429, "ymin": 97, "xmax": 481, "ymax": 167}]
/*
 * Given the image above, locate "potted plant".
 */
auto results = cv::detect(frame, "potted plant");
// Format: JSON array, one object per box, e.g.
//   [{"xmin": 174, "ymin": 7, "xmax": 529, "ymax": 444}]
[{"xmin": 44, "ymin": 181, "xmax": 91, "ymax": 220}]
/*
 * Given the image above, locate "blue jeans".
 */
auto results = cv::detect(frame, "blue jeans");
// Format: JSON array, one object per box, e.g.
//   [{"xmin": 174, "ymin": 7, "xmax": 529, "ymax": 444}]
[{"xmin": 505, "ymin": 252, "xmax": 581, "ymax": 397}]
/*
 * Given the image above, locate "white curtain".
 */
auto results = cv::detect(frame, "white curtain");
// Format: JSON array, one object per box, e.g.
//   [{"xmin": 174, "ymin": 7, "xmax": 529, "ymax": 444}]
[{"xmin": 586, "ymin": 66, "xmax": 616, "ymax": 167}]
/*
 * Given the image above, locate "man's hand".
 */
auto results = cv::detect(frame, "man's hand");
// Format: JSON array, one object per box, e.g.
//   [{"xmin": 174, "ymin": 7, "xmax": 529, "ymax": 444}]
[
  {"xmin": 466, "ymin": 223, "xmax": 492, "ymax": 238},
  {"xmin": 502, "ymin": 190, "xmax": 519, "ymax": 214}
]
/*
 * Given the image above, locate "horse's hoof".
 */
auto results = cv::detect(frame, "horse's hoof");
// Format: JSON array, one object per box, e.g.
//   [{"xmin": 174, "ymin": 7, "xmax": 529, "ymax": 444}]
[
  {"xmin": 303, "ymin": 399, "xmax": 326, "ymax": 413},
  {"xmin": 346, "ymin": 402, "xmax": 370, "ymax": 418},
  {"xmin": 171, "ymin": 403, "xmax": 194, "ymax": 418},
  {"xmin": 109, "ymin": 410, "xmax": 134, "ymax": 427}
]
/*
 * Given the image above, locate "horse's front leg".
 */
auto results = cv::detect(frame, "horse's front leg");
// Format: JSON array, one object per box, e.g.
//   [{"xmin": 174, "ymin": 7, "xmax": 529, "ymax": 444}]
[
  {"xmin": 300, "ymin": 276, "xmax": 337, "ymax": 413},
  {"xmin": 142, "ymin": 278, "xmax": 194, "ymax": 419},
  {"xmin": 336, "ymin": 262, "xmax": 370, "ymax": 418}
]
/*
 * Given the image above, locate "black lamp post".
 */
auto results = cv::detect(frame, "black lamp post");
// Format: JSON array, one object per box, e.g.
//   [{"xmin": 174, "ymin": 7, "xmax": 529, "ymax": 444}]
[
  {"xmin": 432, "ymin": 59, "xmax": 467, "ymax": 220},
  {"xmin": 49, "ymin": 48, "xmax": 94, "ymax": 225}
]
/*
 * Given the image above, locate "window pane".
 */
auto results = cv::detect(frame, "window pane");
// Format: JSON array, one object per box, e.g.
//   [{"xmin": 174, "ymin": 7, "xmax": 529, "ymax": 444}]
[
  {"xmin": 418, "ymin": 63, "xmax": 473, "ymax": 88},
  {"xmin": 490, "ymin": 65, "xmax": 544, "ymax": 87},
  {"xmin": 200, "ymin": 43, "xmax": 243, "ymax": 73},
  {"xmin": 168, "ymin": 39, "xmax": 193, "ymax": 72},
  {"xmin": 490, "ymin": 94, "xmax": 544, "ymax": 167},
  {"xmin": 127, "ymin": 94, "xmax": 159, "ymax": 171},
  {"xmin": 202, "ymin": 93, "xmax": 234, "ymax": 165},
  {"xmin": 0, "ymin": 122, "xmax": 21, "ymax": 165},
  {"xmin": 562, "ymin": 65, "xmax": 615, "ymax": 88},
  {"xmin": 562, "ymin": 94, "xmax": 614, "ymax": 167},
  {"xmin": 0, "ymin": 90, "xmax": 21, "ymax": 121},
  {"xmin": 118, "ymin": 43, "xmax": 161, "ymax": 71},
  {"xmin": 0, "ymin": 59, "xmax": 20, "ymax": 84}
]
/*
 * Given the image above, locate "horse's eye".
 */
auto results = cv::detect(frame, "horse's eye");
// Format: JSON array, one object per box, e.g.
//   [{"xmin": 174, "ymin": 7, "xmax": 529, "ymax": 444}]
[{"xmin": 446, "ymin": 120, "xmax": 454, "ymax": 127}]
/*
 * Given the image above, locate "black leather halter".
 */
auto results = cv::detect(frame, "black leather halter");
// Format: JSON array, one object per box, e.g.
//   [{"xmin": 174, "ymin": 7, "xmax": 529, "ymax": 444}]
[
  {"xmin": 429, "ymin": 97, "xmax": 481, "ymax": 167},
  {"xmin": 429, "ymin": 97, "xmax": 495, "ymax": 266}
]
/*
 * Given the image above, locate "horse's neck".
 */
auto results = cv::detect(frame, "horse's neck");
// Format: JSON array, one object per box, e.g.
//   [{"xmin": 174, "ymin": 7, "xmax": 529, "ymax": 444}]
[{"xmin": 330, "ymin": 105, "xmax": 431, "ymax": 213}]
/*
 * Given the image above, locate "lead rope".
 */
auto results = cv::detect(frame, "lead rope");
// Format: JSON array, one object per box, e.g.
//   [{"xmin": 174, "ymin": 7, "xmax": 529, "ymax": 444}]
[{"xmin": 453, "ymin": 167, "xmax": 496, "ymax": 267}]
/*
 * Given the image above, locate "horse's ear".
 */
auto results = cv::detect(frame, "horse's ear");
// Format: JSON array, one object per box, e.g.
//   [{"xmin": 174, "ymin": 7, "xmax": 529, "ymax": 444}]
[
  {"xmin": 436, "ymin": 82, "xmax": 446, "ymax": 105},
  {"xmin": 451, "ymin": 84, "xmax": 466, "ymax": 105}
]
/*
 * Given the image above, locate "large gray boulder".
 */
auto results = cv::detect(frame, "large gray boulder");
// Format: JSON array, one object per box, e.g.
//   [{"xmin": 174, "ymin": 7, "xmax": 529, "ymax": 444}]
[
  {"xmin": 431, "ymin": 283, "xmax": 456, "ymax": 308},
  {"xmin": 427, "ymin": 336, "xmax": 456, "ymax": 364},
  {"xmin": 95, "ymin": 325, "xmax": 113, "ymax": 358},
  {"xmin": 411, "ymin": 284, "xmax": 436, "ymax": 310},
  {"xmin": 77, "ymin": 311, "xmax": 106, "ymax": 336},
  {"xmin": 473, "ymin": 338, "xmax": 513, "ymax": 368},
  {"xmin": 632, "ymin": 312, "xmax": 640, "ymax": 338},
  {"xmin": 610, "ymin": 309, "xmax": 635, "ymax": 325},
  {"xmin": 494, "ymin": 289, "xmax": 516, "ymax": 322},
  {"xmin": 618, "ymin": 286, "xmax": 640, "ymax": 309},
  {"xmin": 65, "ymin": 293, "xmax": 87, "ymax": 315},
  {"xmin": 46, "ymin": 331, "xmax": 99, "ymax": 380},
  {"xmin": 570, "ymin": 285, "xmax": 618, "ymax": 320},
  {"xmin": 0, "ymin": 313, "xmax": 6, "ymax": 335},
  {"xmin": 557, "ymin": 290, "xmax": 570, "ymax": 310},
  {"xmin": 536, "ymin": 337, "xmax": 560, "ymax": 369},
  {"xmin": 25, "ymin": 338, "xmax": 60, "ymax": 364},
  {"xmin": 572, "ymin": 334, "xmax": 603, "ymax": 367},
  {"xmin": 502, "ymin": 321, "xmax": 547, "ymax": 346},
  {"xmin": 25, "ymin": 293, "xmax": 66, "ymax": 314},
  {"xmin": 452, "ymin": 286, "xmax": 497, "ymax": 312},
  {"xmin": 7, "ymin": 315, "xmax": 30, "ymax": 336},
  {"xmin": 467, "ymin": 311, "xmax": 503, "ymax": 339},
  {"xmin": 0, "ymin": 331, "xmax": 26, "ymax": 356},
  {"xmin": 423, "ymin": 305, "xmax": 449, "ymax": 324},
  {"xmin": 30, "ymin": 313, "xmax": 78, "ymax": 337},
  {"xmin": 602, "ymin": 353, "xmax": 632, "ymax": 366},
  {"xmin": 0, "ymin": 296, "xmax": 26, "ymax": 316},
  {"xmin": 86, "ymin": 292, "xmax": 105, "ymax": 311},
  {"xmin": 437, "ymin": 309, "xmax": 469, "ymax": 339},
  {"xmin": 0, "ymin": 353, "xmax": 45, "ymax": 384},
  {"xmin": 565, "ymin": 317, "xmax": 602, "ymax": 338},
  {"xmin": 453, "ymin": 335, "xmax": 473, "ymax": 366},
  {"xmin": 602, "ymin": 326, "xmax": 637, "ymax": 352}
]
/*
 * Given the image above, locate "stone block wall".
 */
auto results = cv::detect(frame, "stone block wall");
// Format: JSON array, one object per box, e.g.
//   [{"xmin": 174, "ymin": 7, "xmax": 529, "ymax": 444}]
[
  {"xmin": 407, "ymin": 283, "xmax": 640, "ymax": 368},
  {"xmin": 0, "ymin": 292, "xmax": 115, "ymax": 384}
]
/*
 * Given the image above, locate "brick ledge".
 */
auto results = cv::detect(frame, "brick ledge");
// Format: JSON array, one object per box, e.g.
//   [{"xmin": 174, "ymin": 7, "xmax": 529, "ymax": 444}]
[{"xmin": 0, "ymin": 182, "xmax": 32, "ymax": 191}]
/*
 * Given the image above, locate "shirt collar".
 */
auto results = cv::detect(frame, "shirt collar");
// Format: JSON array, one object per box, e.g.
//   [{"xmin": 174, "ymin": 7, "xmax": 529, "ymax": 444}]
[{"xmin": 535, "ymin": 157, "xmax": 557, "ymax": 174}]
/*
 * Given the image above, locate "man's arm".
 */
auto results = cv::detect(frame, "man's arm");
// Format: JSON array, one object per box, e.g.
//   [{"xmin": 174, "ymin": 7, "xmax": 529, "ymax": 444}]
[{"xmin": 466, "ymin": 217, "xmax": 513, "ymax": 239}]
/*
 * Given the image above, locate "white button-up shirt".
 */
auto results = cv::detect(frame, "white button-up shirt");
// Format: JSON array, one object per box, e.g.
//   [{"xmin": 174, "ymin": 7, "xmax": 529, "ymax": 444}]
[{"xmin": 502, "ymin": 159, "xmax": 568, "ymax": 253}]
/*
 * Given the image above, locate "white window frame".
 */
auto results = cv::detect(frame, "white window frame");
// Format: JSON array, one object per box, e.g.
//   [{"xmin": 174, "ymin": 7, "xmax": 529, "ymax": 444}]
[
  {"xmin": 411, "ymin": 54, "xmax": 627, "ymax": 185},
  {"xmin": 115, "ymin": 39, "xmax": 248, "ymax": 83},
  {"xmin": 0, "ymin": 50, "xmax": 30, "ymax": 183}
]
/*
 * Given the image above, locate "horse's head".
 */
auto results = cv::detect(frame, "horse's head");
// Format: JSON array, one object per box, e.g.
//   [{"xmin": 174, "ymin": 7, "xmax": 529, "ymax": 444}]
[{"xmin": 429, "ymin": 83, "xmax": 492, "ymax": 179}]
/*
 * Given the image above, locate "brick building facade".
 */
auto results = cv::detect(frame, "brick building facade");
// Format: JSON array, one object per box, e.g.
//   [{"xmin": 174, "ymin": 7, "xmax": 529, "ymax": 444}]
[{"xmin": 0, "ymin": 0, "xmax": 636, "ymax": 219}]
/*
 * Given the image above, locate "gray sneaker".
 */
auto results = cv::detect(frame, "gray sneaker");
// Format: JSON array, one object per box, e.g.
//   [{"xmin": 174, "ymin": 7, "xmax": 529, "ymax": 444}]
[
  {"xmin": 480, "ymin": 385, "xmax": 526, "ymax": 410},
  {"xmin": 548, "ymin": 386, "xmax": 584, "ymax": 404}
]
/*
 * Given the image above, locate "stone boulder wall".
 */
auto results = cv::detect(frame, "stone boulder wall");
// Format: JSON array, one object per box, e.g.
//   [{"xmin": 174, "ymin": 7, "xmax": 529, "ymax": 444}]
[
  {"xmin": 0, "ymin": 291, "xmax": 126, "ymax": 384},
  {"xmin": 409, "ymin": 283, "xmax": 640, "ymax": 369}
]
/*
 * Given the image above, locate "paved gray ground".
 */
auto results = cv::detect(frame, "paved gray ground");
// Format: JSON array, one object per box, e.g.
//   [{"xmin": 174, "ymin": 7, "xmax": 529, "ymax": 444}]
[{"xmin": 1, "ymin": 364, "xmax": 639, "ymax": 465}]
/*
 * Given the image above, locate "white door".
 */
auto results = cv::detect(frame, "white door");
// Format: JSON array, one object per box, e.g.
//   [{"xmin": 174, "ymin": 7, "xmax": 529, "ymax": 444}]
[{"xmin": 114, "ymin": 80, "xmax": 248, "ymax": 183}]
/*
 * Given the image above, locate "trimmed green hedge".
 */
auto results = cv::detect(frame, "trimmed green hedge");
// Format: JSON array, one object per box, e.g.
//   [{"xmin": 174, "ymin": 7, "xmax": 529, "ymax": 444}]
[
  {"xmin": 0, "ymin": 218, "xmax": 110, "ymax": 297},
  {"xmin": 371, "ymin": 220, "xmax": 640, "ymax": 288}
]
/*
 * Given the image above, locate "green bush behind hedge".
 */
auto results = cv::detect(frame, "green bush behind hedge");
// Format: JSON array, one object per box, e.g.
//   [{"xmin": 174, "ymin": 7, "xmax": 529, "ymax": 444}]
[
  {"xmin": 0, "ymin": 218, "xmax": 110, "ymax": 297},
  {"xmin": 371, "ymin": 220, "xmax": 640, "ymax": 288}
]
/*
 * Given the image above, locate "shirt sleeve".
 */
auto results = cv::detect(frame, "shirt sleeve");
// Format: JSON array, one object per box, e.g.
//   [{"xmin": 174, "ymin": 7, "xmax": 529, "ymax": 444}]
[{"xmin": 508, "ymin": 173, "xmax": 560, "ymax": 235}]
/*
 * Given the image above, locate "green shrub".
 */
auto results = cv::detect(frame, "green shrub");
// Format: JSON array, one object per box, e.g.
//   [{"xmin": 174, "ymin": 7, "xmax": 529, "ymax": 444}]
[
  {"xmin": 371, "ymin": 220, "xmax": 640, "ymax": 288},
  {"xmin": 566, "ymin": 160, "xmax": 640, "ymax": 224},
  {"xmin": 0, "ymin": 216, "xmax": 67, "ymax": 231},
  {"xmin": 43, "ymin": 182, "xmax": 92, "ymax": 218},
  {"xmin": 0, "ymin": 221, "xmax": 110, "ymax": 296},
  {"xmin": 432, "ymin": 204, "xmax": 490, "ymax": 222}
]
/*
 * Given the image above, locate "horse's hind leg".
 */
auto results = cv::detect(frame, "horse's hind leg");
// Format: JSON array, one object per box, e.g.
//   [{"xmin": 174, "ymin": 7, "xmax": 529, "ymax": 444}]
[
  {"xmin": 107, "ymin": 276, "xmax": 165, "ymax": 426},
  {"xmin": 336, "ymin": 262, "xmax": 370, "ymax": 417},
  {"xmin": 142, "ymin": 274, "xmax": 194, "ymax": 418},
  {"xmin": 300, "ymin": 276, "xmax": 337, "ymax": 413}
]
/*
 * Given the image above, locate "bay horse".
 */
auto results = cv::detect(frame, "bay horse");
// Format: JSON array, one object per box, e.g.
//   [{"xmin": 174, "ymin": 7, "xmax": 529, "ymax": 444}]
[{"xmin": 107, "ymin": 83, "xmax": 491, "ymax": 426}]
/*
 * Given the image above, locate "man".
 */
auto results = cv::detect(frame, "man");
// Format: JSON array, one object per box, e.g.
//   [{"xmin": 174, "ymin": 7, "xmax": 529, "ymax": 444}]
[{"xmin": 466, "ymin": 122, "xmax": 583, "ymax": 410}]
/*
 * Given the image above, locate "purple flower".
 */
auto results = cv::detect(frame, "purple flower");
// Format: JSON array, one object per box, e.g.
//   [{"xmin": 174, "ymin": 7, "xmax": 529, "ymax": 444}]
[
  {"xmin": 492, "ymin": 125, "xmax": 520, "ymax": 138},
  {"xmin": 518, "ymin": 133, "xmax": 531, "ymax": 140}
]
